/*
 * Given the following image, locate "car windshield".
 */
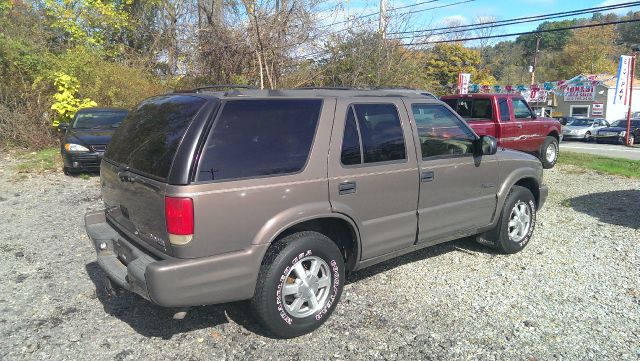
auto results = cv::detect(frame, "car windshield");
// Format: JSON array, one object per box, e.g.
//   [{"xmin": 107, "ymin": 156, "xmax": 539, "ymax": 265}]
[
  {"xmin": 609, "ymin": 119, "xmax": 640, "ymax": 128},
  {"xmin": 567, "ymin": 118, "xmax": 594, "ymax": 126},
  {"xmin": 72, "ymin": 111, "xmax": 128, "ymax": 129}
]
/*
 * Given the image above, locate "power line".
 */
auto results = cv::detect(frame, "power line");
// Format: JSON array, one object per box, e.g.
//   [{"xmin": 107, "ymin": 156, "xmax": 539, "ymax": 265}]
[
  {"xmin": 389, "ymin": 1, "xmax": 640, "ymax": 36},
  {"xmin": 316, "ymin": 0, "xmax": 468, "ymax": 30},
  {"xmin": 402, "ymin": 18, "xmax": 640, "ymax": 46},
  {"xmin": 316, "ymin": 0, "xmax": 476, "ymax": 39},
  {"xmin": 292, "ymin": 18, "xmax": 640, "ymax": 60}
]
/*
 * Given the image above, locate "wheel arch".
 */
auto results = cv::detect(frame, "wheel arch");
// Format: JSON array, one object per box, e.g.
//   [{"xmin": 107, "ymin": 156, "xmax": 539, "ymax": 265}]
[{"xmin": 261, "ymin": 214, "xmax": 361, "ymax": 272}]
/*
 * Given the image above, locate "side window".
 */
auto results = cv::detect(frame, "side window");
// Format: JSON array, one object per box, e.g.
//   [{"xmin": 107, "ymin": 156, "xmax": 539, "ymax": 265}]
[
  {"xmin": 412, "ymin": 104, "xmax": 476, "ymax": 159},
  {"xmin": 196, "ymin": 99, "xmax": 322, "ymax": 182},
  {"xmin": 498, "ymin": 98, "xmax": 511, "ymax": 121},
  {"xmin": 341, "ymin": 108, "xmax": 362, "ymax": 165},
  {"xmin": 352, "ymin": 104, "xmax": 406, "ymax": 164},
  {"xmin": 513, "ymin": 99, "xmax": 534, "ymax": 119}
]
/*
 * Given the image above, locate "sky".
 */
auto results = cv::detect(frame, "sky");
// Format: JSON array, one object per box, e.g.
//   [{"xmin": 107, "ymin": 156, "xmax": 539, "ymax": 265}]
[{"xmin": 319, "ymin": 0, "xmax": 640, "ymax": 42}]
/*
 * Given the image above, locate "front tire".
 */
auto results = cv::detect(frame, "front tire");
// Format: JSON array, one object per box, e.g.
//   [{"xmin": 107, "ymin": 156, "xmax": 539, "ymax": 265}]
[
  {"xmin": 251, "ymin": 231, "xmax": 345, "ymax": 338},
  {"xmin": 539, "ymin": 136, "xmax": 558, "ymax": 169},
  {"xmin": 583, "ymin": 132, "xmax": 592, "ymax": 142},
  {"xmin": 476, "ymin": 185, "xmax": 537, "ymax": 254}
]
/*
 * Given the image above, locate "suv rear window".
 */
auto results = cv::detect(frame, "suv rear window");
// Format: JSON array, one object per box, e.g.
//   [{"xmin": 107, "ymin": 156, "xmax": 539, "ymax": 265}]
[
  {"xmin": 196, "ymin": 99, "xmax": 322, "ymax": 182},
  {"xmin": 105, "ymin": 95, "xmax": 207, "ymax": 180}
]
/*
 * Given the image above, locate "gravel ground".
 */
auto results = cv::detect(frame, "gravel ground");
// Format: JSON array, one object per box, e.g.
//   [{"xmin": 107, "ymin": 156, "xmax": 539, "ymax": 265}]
[{"xmin": 0, "ymin": 153, "xmax": 639, "ymax": 361}]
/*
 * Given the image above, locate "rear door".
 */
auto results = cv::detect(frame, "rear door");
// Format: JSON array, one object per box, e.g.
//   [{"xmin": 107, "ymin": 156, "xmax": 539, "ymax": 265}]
[
  {"xmin": 101, "ymin": 94, "xmax": 208, "ymax": 255},
  {"xmin": 328, "ymin": 99, "xmax": 420, "ymax": 260},
  {"xmin": 407, "ymin": 102, "xmax": 498, "ymax": 242}
]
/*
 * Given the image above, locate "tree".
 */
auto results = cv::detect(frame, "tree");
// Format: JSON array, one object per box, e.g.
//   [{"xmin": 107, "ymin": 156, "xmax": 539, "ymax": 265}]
[
  {"xmin": 558, "ymin": 23, "xmax": 621, "ymax": 78},
  {"xmin": 423, "ymin": 43, "xmax": 496, "ymax": 93}
]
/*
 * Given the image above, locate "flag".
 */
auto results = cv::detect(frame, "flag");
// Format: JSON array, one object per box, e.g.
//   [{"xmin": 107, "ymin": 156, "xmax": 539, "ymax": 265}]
[
  {"xmin": 614, "ymin": 55, "xmax": 633, "ymax": 105},
  {"xmin": 457, "ymin": 73, "xmax": 471, "ymax": 94}
]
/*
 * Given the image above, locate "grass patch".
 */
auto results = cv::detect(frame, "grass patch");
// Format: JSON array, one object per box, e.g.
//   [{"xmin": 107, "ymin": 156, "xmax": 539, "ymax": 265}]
[
  {"xmin": 558, "ymin": 151, "xmax": 640, "ymax": 179},
  {"xmin": 14, "ymin": 148, "xmax": 61, "ymax": 174}
]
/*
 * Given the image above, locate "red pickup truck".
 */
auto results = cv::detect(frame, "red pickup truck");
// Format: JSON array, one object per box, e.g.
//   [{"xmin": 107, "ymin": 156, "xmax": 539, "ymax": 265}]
[{"xmin": 441, "ymin": 93, "xmax": 562, "ymax": 168}]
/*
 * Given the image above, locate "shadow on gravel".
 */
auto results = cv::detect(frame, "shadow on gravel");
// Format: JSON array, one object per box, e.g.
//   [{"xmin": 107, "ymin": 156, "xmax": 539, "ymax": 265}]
[
  {"xmin": 84, "ymin": 262, "xmax": 269, "ymax": 339},
  {"xmin": 85, "ymin": 237, "xmax": 494, "ymax": 339},
  {"xmin": 567, "ymin": 190, "xmax": 640, "ymax": 229},
  {"xmin": 347, "ymin": 237, "xmax": 493, "ymax": 284}
]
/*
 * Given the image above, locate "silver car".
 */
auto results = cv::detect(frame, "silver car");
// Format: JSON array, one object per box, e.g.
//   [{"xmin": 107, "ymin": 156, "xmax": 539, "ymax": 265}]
[{"xmin": 562, "ymin": 117, "xmax": 610, "ymax": 142}]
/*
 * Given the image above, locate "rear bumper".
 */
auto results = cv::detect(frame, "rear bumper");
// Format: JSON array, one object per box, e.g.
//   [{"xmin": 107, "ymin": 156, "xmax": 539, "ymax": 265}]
[
  {"xmin": 538, "ymin": 185, "xmax": 548, "ymax": 210},
  {"xmin": 85, "ymin": 211, "xmax": 268, "ymax": 307}
]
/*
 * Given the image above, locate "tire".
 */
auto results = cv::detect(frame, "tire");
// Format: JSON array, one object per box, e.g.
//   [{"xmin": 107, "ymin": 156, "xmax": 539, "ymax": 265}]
[
  {"xmin": 583, "ymin": 132, "xmax": 592, "ymax": 142},
  {"xmin": 630, "ymin": 134, "xmax": 635, "ymax": 146},
  {"xmin": 475, "ymin": 185, "xmax": 537, "ymax": 254},
  {"xmin": 539, "ymin": 136, "xmax": 558, "ymax": 169},
  {"xmin": 251, "ymin": 231, "xmax": 345, "ymax": 338}
]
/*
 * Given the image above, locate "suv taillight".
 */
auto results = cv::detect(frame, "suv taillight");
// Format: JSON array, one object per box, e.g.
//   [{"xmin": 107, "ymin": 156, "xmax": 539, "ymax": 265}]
[{"xmin": 165, "ymin": 197, "xmax": 194, "ymax": 245}]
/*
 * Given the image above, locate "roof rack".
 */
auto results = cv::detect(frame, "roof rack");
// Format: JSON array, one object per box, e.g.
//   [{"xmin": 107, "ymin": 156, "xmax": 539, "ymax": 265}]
[
  {"xmin": 173, "ymin": 85, "xmax": 257, "ymax": 93},
  {"xmin": 295, "ymin": 86, "xmax": 358, "ymax": 91}
]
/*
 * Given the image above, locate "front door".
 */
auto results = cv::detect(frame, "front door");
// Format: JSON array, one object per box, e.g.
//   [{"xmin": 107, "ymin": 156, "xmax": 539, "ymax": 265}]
[
  {"xmin": 512, "ymin": 97, "xmax": 541, "ymax": 151},
  {"xmin": 406, "ymin": 102, "xmax": 499, "ymax": 243},
  {"xmin": 328, "ymin": 99, "xmax": 420, "ymax": 260}
]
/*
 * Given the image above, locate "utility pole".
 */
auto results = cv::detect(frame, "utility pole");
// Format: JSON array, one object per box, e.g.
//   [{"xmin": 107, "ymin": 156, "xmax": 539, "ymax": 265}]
[
  {"xmin": 379, "ymin": 0, "xmax": 387, "ymax": 38},
  {"xmin": 530, "ymin": 33, "xmax": 541, "ymax": 85},
  {"xmin": 625, "ymin": 44, "xmax": 638, "ymax": 146}
]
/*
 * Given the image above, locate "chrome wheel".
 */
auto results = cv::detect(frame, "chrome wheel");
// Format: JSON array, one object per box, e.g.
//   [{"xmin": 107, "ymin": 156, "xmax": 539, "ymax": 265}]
[
  {"xmin": 281, "ymin": 256, "xmax": 332, "ymax": 319},
  {"xmin": 508, "ymin": 201, "xmax": 532, "ymax": 243},
  {"xmin": 545, "ymin": 142, "xmax": 557, "ymax": 163}
]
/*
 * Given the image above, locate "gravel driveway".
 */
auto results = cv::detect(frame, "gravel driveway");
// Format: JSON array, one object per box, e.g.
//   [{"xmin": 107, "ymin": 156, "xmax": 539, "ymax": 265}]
[{"xmin": 1, "ymin": 153, "xmax": 638, "ymax": 360}]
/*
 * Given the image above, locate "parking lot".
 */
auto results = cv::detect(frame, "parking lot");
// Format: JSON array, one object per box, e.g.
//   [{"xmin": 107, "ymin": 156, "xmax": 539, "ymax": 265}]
[
  {"xmin": 0, "ymin": 154, "xmax": 638, "ymax": 360},
  {"xmin": 561, "ymin": 141, "xmax": 640, "ymax": 160}
]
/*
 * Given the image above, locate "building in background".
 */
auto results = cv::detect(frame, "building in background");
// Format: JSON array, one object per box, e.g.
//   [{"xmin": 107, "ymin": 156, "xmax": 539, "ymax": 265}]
[{"xmin": 552, "ymin": 74, "xmax": 640, "ymax": 121}]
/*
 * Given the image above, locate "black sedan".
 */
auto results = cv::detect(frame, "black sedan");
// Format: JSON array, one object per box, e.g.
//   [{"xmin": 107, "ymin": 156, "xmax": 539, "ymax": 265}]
[
  {"xmin": 59, "ymin": 108, "xmax": 128, "ymax": 174},
  {"xmin": 595, "ymin": 119, "xmax": 640, "ymax": 145}
]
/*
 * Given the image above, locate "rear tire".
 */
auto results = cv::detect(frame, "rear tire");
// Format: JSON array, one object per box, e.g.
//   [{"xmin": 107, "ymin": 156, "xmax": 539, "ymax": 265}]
[
  {"xmin": 539, "ymin": 136, "xmax": 558, "ymax": 169},
  {"xmin": 251, "ymin": 231, "xmax": 345, "ymax": 338},
  {"xmin": 476, "ymin": 185, "xmax": 537, "ymax": 254}
]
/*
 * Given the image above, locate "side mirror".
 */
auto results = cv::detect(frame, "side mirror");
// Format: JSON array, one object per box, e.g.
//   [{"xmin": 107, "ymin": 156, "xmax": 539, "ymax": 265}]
[
  {"xmin": 58, "ymin": 123, "xmax": 69, "ymax": 131},
  {"xmin": 476, "ymin": 135, "xmax": 497, "ymax": 156}
]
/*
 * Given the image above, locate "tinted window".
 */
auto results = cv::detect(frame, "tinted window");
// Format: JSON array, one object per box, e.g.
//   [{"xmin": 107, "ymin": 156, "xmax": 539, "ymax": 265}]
[
  {"xmin": 513, "ymin": 99, "xmax": 534, "ymax": 119},
  {"xmin": 105, "ymin": 95, "xmax": 206, "ymax": 179},
  {"xmin": 341, "ymin": 108, "xmax": 361, "ymax": 165},
  {"xmin": 448, "ymin": 99, "xmax": 492, "ymax": 120},
  {"xmin": 196, "ymin": 99, "xmax": 322, "ymax": 182},
  {"xmin": 498, "ymin": 98, "xmax": 510, "ymax": 121},
  {"xmin": 442, "ymin": 99, "xmax": 457, "ymax": 109},
  {"xmin": 352, "ymin": 104, "xmax": 406, "ymax": 163},
  {"xmin": 73, "ymin": 111, "xmax": 127, "ymax": 129},
  {"xmin": 412, "ymin": 104, "xmax": 476, "ymax": 158}
]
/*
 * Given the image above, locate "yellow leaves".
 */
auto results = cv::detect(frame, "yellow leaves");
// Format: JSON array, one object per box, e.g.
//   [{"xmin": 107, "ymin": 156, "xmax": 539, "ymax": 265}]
[
  {"xmin": 49, "ymin": 72, "xmax": 97, "ymax": 126},
  {"xmin": 43, "ymin": 0, "xmax": 133, "ymax": 48}
]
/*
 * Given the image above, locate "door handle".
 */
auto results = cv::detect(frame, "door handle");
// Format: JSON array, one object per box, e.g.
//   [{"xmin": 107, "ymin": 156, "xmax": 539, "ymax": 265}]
[
  {"xmin": 338, "ymin": 181, "xmax": 356, "ymax": 195},
  {"xmin": 421, "ymin": 171, "xmax": 434, "ymax": 182}
]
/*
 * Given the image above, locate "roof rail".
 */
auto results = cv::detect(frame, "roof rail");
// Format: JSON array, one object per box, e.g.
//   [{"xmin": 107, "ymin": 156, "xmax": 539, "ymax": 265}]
[
  {"xmin": 173, "ymin": 85, "xmax": 257, "ymax": 93},
  {"xmin": 295, "ymin": 86, "xmax": 358, "ymax": 91}
]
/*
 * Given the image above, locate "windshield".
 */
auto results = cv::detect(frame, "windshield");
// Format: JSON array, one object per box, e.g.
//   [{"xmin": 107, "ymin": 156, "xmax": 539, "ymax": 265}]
[
  {"xmin": 72, "ymin": 111, "xmax": 128, "ymax": 129},
  {"xmin": 610, "ymin": 119, "xmax": 640, "ymax": 128},
  {"xmin": 567, "ymin": 118, "xmax": 594, "ymax": 127}
]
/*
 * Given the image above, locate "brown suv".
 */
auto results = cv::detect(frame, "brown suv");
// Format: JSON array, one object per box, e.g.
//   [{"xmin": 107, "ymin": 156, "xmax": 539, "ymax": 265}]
[{"xmin": 85, "ymin": 88, "xmax": 548, "ymax": 338}]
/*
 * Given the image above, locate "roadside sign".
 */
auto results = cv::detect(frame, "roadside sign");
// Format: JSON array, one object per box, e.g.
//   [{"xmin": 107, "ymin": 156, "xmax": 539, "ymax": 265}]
[
  {"xmin": 458, "ymin": 73, "xmax": 471, "ymax": 94},
  {"xmin": 592, "ymin": 103, "xmax": 604, "ymax": 116}
]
